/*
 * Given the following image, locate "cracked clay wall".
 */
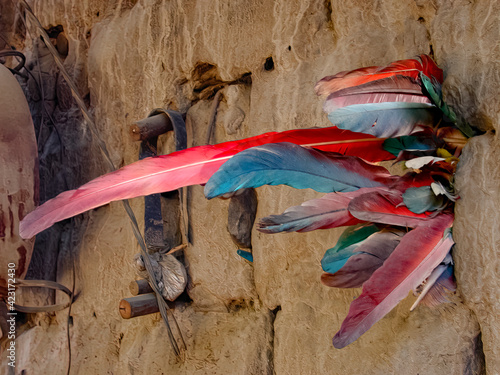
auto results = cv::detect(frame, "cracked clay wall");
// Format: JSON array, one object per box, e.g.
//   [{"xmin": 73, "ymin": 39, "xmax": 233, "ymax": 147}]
[{"xmin": 1, "ymin": 0, "xmax": 499, "ymax": 374}]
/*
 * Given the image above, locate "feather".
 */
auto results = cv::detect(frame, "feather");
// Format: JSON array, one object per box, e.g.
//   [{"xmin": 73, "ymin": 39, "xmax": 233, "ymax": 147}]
[
  {"xmin": 418, "ymin": 264, "xmax": 456, "ymax": 308},
  {"xmin": 315, "ymin": 55, "xmax": 443, "ymax": 96},
  {"xmin": 332, "ymin": 213, "xmax": 454, "ymax": 348},
  {"xmin": 328, "ymin": 102, "xmax": 438, "ymax": 138},
  {"xmin": 323, "ymin": 75, "xmax": 430, "ymax": 113},
  {"xmin": 430, "ymin": 182, "xmax": 458, "ymax": 202},
  {"xmin": 321, "ymin": 228, "xmax": 405, "ymax": 288},
  {"xmin": 321, "ymin": 224, "xmax": 381, "ymax": 274},
  {"xmin": 258, "ymin": 168, "xmax": 439, "ymax": 234},
  {"xmin": 257, "ymin": 188, "xmax": 383, "ymax": 234},
  {"xmin": 436, "ymin": 127, "xmax": 468, "ymax": 153},
  {"xmin": 383, "ymin": 134, "xmax": 436, "ymax": 157},
  {"xmin": 402, "ymin": 186, "xmax": 446, "ymax": 214},
  {"xmin": 20, "ymin": 126, "xmax": 395, "ymax": 239},
  {"xmin": 419, "ymin": 72, "xmax": 476, "ymax": 138},
  {"xmin": 410, "ymin": 253, "xmax": 455, "ymax": 311},
  {"xmin": 204, "ymin": 143, "xmax": 397, "ymax": 199},
  {"xmin": 347, "ymin": 189, "xmax": 433, "ymax": 228},
  {"xmin": 236, "ymin": 249, "xmax": 253, "ymax": 262},
  {"xmin": 405, "ymin": 156, "xmax": 445, "ymax": 170}
]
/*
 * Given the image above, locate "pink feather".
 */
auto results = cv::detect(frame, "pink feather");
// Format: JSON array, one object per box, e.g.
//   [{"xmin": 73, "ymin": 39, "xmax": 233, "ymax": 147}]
[
  {"xmin": 323, "ymin": 75, "xmax": 430, "ymax": 113},
  {"xmin": 332, "ymin": 212, "xmax": 454, "ymax": 348},
  {"xmin": 20, "ymin": 126, "xmax": 395, "ymax": 239}
]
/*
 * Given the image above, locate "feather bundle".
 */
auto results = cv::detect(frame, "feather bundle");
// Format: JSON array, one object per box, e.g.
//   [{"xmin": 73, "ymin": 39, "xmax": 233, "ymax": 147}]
[{"xmin": 332, "ymin": 213, "xmax": 454, "ymax": 348}]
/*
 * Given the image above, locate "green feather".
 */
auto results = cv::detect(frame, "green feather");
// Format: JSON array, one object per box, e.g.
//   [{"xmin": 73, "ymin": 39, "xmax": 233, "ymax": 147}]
[
  {"xmin": 383, "ymin": 136, "xmax": 435, "ymax": 156},
  {"xmin": 321, "ymin": 224, "xmax": 380, "ymax": 274},
  {"xmin": 419, "ymin": 72, "xmax": 475, "ymax": 138}
]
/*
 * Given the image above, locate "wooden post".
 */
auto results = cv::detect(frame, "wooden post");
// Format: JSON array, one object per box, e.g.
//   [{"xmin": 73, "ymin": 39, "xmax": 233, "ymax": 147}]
[
  {"xmin": 129, "ymin": 279, "xmax": 154, "ymax": 296},
  {"xmin": 129, "ymin": 113, "xmax": 173, "ymax": 141},
  {"xmin": 119, "ymin": 294, "xmax": 159, "ymax": 319}
]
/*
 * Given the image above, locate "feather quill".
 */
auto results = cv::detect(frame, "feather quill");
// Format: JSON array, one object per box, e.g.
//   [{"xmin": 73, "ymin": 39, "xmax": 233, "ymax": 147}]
[
  {"xmin": 20, "ymin": 126, "xmax": 395, "ymax": 239},
  {"xmin": 204, "ymin": 143, "xmax": 397, "ymax": 199},
  {"xmin": 417, "ymin": 264, "xmax": 456, "ymax": 308},
  {"xmin": 332, "ymin": 213, "xmax": 454, "ymax": 348}
]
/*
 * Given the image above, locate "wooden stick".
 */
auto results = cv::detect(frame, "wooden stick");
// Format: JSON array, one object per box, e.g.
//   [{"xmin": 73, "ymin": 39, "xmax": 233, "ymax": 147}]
[
  {"xmin": 130, "ymin": 113, "xmax": 173, "ymax": 141},
  {"xmin": 129, "ymin": 279, "xmax": 154, "ymax": 296},
  {"xmin": 119, "ymin": 294, "xmax": 159, "ymax": 319}
]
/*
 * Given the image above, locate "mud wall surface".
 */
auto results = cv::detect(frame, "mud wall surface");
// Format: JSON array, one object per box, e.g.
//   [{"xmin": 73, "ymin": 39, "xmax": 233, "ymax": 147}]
[{"xmin": 1, "ymin": 0, "xmax": 498, "ymax": 374}]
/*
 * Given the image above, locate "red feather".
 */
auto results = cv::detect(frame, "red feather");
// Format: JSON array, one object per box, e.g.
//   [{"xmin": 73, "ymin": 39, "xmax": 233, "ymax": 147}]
[
  {"xmin": 315, "ymin": 55, "xmax": 443, "ymax": 97},
  {"xmin": 20, "ymin": 126, "xmax": 395, "ymax": 239},
  {"xmin": 347, "ymin": 189, "xmax": 433, "ymax": 228},
  {"xmin": 332, "ymin": 212, "xmax": 454, "ymax": 348}
]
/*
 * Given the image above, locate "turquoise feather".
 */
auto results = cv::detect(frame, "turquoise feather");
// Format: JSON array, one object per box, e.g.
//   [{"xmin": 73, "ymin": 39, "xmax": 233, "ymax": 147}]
[
  {"xmin": 328, "ymin": 102, "xmax": 438, "ymax": 137},
  {"xmin": 204, "ymin": 143, "xmax": 396, "ymax": 199}
]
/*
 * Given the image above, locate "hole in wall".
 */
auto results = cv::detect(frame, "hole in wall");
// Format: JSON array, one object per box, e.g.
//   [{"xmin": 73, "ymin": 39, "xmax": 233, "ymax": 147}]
[
  {"xmin": 264, "ymin": 56, "xmax": 274, "ymax": 71},
  {"xmin": 44, "ymin": 24, "xmax": 68, "ymax": 57}
]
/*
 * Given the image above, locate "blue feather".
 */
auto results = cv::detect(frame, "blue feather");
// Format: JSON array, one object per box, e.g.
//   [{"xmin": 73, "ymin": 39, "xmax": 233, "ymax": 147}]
[
  {"xmin": 236, "ymin": 249, "xmax": 253, "ymax": 262},
  {"xmin": 328, "ymin": 102, "xmax": 438, "ymax": 137},
  {"xmin": 204, "ymin": 143, "xmax": 396, "ymax": 199}
]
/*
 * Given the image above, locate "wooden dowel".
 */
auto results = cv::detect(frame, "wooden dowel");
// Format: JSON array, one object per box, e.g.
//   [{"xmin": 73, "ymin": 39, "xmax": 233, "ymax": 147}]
[
  {"xmin": 119, "ymin": 294, "xmax": 159, "ymax": 319},
  {"xmin": 129, "ymin": 279, "xmax": 154, "ymax": 296},
  {"xmin": 129, "ymin": 113, "xmax": 173, "ymax": 141}
]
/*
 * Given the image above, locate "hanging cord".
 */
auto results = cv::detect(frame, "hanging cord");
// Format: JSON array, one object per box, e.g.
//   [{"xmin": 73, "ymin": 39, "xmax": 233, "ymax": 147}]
[
  {"xmin": 19, "ymin": 0, "xmax": 185, "ymax": 356},
  {"xmin": 0, "ymin": 49, "xmax": 28, "ymax": 79},
  {"xmin": 204, "ymin": 89, "xmax": 223, "ymax": 145}
]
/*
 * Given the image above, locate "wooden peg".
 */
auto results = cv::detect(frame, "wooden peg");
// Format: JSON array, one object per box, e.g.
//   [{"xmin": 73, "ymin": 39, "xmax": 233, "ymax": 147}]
[
  {"xmin": 129, "ymin": 279, "xmax": 154, "ymax": 296},
  {"xmin": 119, "ymin": 294, "xmax": 159, "ymax": 319},
  {"xmin": 129, "ymin": 113, "xmax": 173, "ymax": 141}
]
